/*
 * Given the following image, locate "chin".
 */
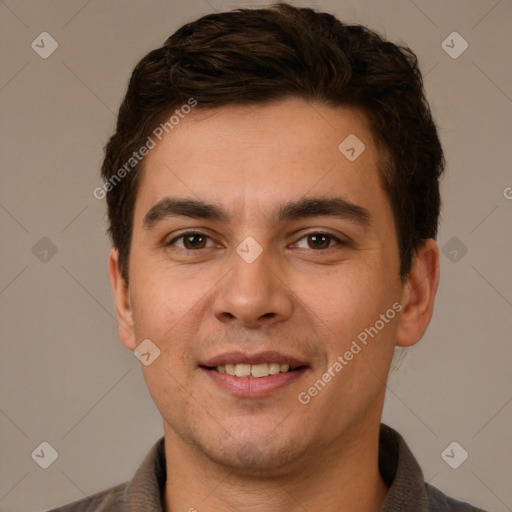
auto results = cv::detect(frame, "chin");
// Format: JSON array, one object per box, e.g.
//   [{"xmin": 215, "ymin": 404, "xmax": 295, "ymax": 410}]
[{"xmin": 197, "ymin": 426, "xmax": 308, "ymax": 474}]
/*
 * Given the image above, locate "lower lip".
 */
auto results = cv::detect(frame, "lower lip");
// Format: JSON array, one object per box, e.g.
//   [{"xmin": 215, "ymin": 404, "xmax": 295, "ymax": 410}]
[{"xmin": 200, "ymin": 367, "xmax": 308, "ymax": 397}]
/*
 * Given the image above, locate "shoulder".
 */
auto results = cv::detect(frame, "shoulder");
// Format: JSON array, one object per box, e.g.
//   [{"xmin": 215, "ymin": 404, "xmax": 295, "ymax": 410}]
[
  {"xmin": 379, "ymin": 424, "xmax": 488, "ymax": 512},
  {"xmin": 44, "ymin": 437, "xmax": 166, "ymax": 512},
  {"xmin": 45, "ymin": 482, "xmax": 128, "ymax": 512},
  {"xmin": 425, "ymin": 482, "xmax": 488, "ymax": 512}
]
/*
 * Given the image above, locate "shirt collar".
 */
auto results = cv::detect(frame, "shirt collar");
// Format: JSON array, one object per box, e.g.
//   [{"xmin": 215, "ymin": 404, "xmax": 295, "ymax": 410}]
[
  {"xmin": 120, "ymin": 435, "xmax": 167, "ymax": 511},
  {"xmin": 379, "ymin": 423, "xmax": 431, "ymax": 511}
]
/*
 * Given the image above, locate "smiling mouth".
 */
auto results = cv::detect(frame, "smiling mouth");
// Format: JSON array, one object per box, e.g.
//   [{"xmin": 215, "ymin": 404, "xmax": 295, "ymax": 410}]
[{"xmin": 203, "ymin": 363, "xmax": 305, "ymax": 378}]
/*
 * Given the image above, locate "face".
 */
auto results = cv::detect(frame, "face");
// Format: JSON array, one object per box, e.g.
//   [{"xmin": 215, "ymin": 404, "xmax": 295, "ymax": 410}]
[{"xmin": 110, "ymin": 97, "xmax": 433, "ymax": 474}]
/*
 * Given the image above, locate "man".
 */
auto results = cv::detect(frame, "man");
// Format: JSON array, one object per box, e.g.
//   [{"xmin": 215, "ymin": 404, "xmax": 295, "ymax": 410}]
[{"xmin": 51, "ymin": 3, "xmax": 487, "ymax": 511}]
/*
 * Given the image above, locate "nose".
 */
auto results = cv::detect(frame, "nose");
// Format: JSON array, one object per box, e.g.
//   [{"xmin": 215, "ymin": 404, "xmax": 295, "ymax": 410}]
[{"xmin": 211, "ymin": 248, "xmax": 294, "ymax": 329}]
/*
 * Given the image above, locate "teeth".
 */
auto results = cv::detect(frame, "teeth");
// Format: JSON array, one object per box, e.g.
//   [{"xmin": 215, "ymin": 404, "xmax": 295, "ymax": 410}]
[
  {"xmin": 214, "ymin": 362, "xmax": 296, "ymax": 378},
  {"xmin": 251, "ymin": 363, "xmax": 269, "ymax": 378},
  {"xmin": 235, "ymin": 364, "xmax": 251, "ymax": 377},
  {"xmin": 269, "ymin": 363, "xmax": 281, "ymax": 375}
]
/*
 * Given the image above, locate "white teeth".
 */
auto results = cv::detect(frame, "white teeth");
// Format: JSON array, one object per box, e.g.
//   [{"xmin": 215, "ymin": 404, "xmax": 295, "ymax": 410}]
[
  {"xmin": 251, "ymin": 363, "xmax": 269, "ymax": 378},
  {"xmin": 268, "ymin": 363, "xmax": 281, "ymax": 375},
  {"xmin": 235, "ymin": 364, "xmax": 251, "ymax": 377},
  {"xmin": 214, "ymin": 362, "xmax": 296, "ymax": 378}
]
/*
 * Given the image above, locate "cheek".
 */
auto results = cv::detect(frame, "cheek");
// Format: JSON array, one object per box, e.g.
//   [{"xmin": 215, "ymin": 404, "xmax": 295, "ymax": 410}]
[
  {"xmin": 129, "ymin": 273, "xmax": 210, "ymax": 395},
  {"xmin": 130, "ymin": 266, "xmax": 206, "ymax": 339},
  {"xmin": 297, "ymin": 263, "xmax": 395, "ymax": 344},
  {"xmin": 300, "ymin": 266, "xmax": 399, "ymax": 409},
  {"xmin": 132, "ymin": 278, "xmax": 205, "ymax": 420}
]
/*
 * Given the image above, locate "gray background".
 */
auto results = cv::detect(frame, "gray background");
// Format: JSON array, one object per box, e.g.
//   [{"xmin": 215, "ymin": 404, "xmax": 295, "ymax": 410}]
[{"xmin": 1, "ymin": 0, "xmax": 511, "ymax": 511}]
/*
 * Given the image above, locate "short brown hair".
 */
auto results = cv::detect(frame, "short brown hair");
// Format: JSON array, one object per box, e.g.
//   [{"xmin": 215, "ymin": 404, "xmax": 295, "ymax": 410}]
[{"xmin": 101, "ymin": 3, "xmax": 445, "ymax": 281}]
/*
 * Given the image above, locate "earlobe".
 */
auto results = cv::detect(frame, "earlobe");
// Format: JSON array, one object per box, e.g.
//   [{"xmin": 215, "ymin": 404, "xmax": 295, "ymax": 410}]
[
  {"xmin": 108, "ymin": 248, "xmax": 137, "ymax": 351},
  {"xmin": 396, "ymin": 239, "xmax": 440, "ymax": 348}
]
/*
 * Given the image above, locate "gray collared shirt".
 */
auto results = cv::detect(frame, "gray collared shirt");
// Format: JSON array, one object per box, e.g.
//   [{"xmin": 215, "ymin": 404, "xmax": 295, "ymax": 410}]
[{"xmin": 47, "ymin": 424, "xmax": 487, "ymax": 511}]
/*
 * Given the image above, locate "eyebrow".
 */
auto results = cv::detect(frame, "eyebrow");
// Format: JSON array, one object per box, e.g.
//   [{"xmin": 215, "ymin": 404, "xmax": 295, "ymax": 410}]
[{"xmin": 142, "ymin": 196, "xmax": 371, "ymax": 229}]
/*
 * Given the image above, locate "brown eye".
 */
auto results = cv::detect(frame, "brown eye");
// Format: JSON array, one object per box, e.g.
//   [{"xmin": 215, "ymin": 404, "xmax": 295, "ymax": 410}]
[
  {"xmin": 168, "ymin": 232, "xmax": 213, "ymax": 250},
  {"xmin": 307, "ymin": 233, "xmax": 331, "ymax": 249},
  {"xmin": 183, "ymin": 234, "xmax": 207, "ymax": 249},
  {"xmin": 295, "ymin": 233, "xmax": 341, "ymax": 250}
]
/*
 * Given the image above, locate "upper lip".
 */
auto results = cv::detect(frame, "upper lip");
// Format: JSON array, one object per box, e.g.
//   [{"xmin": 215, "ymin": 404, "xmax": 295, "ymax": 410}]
[{"xmin": 200, "ymin": 350, "xmax": 309, "ymax": 368}]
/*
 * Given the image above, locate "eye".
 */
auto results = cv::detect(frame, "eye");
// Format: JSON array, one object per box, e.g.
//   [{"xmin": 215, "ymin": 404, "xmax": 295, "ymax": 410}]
[
  {"xmin": 166, "ymin": 231, "xmax": 345, "ymax": 251},
  {"xmin": 167, "ymin": 232, "xmax": 215, "ymax": 250},
  {"xmin": 295, "ymin": 232, "xmax": 343, "ymax": 250}
]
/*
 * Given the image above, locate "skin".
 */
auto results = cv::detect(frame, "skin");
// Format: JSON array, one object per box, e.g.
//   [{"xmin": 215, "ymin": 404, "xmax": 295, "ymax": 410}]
[{"xmin": 109, "ymin": 97, "xmax": 439, "ymax": 511}]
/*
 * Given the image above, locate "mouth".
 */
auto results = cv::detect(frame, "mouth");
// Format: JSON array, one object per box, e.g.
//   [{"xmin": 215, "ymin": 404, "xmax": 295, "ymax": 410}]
[
  {"xmin": 204, "ymin": 362, "xmax": 303, "ymax": 378},
  {"xmin": 199, "ymin": 351, "xmax": 309, "ymax": 397}
]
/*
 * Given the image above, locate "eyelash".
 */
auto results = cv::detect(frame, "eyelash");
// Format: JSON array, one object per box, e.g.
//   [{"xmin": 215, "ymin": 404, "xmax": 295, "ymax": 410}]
[{"xmin": 166, "ymin": 230, "xmax": 347, "ymax": 251}]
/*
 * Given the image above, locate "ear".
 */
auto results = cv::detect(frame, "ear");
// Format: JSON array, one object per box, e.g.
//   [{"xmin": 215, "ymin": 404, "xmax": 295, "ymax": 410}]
[
  {"xmin": 108, "ymin": 248, "xmax": 137, "ymax": 351},
  {"xmin": 396, "ymin": 238, "xmax": 440, "ymax": 347}
]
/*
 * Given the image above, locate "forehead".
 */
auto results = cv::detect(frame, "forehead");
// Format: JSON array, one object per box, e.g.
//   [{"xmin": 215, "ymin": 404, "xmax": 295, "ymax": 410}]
[{"xmin": 133, "ymin": 97, "xmax": 388, "ymax": 225}]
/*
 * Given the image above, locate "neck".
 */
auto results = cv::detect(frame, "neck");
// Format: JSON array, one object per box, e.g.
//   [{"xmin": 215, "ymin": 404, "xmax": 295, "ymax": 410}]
[{"xmin": 163, "ymin": 420, "xmax": 388, "ymax": 512}]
